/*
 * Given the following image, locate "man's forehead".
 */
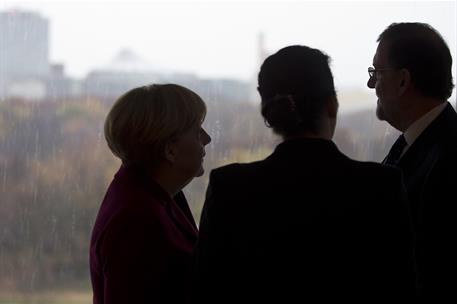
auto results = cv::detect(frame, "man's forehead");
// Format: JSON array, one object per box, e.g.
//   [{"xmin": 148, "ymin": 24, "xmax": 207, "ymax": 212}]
[{"xmin": 373, "ymin": 40, "xmax": 390, "ymax": 66}]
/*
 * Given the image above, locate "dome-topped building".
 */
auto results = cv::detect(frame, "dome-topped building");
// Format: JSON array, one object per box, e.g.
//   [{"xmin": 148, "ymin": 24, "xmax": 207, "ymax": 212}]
[
  {"xmin": 103, "ymin": 49, "xmax": 156, "ymax": 73},
  {"xmin": 84, "ymin": 48, "xmax": 162, "ymax": 98}
]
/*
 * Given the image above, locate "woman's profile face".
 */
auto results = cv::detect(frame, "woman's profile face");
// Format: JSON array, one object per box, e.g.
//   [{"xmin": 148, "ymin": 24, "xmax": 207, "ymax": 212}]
[{"xmin": 171, "ymin": 124, "xmax": 211, "ymax": 179}]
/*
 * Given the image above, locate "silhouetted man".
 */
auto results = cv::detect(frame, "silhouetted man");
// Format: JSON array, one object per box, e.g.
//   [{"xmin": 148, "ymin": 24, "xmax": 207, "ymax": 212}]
[{"xmin": 368, "ymin": 22, "xmax": 457, "ymax": 299}]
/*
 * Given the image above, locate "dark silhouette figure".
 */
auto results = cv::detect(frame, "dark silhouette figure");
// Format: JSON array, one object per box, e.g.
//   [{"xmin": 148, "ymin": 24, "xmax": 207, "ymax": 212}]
[
  {"xmin": 90, "ymin": 84, "xmax": 211, "ymax": 304},
  {"xmin": 368, "ymin": 22, "xmax": 457, "ymax": 299},
  {"xmin": 193, "ymin": 45, "xmax": 416, "ymax": 303}
]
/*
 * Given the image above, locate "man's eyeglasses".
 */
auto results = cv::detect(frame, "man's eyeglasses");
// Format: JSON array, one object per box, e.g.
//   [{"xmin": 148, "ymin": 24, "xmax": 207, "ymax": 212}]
[{"xmin": 368, "ymin": 67, "xmax": 394, "ymax": 79}]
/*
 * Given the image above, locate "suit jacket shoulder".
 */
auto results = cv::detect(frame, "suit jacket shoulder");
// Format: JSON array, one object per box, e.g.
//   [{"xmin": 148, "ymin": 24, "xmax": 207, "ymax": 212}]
[
  {"xmin": 195, "ymin": 138, "xmax": 415, "ymax": 302},
  {"xmin": 208, "ymin": 144, "xmax": 405, "ymax": 210}
]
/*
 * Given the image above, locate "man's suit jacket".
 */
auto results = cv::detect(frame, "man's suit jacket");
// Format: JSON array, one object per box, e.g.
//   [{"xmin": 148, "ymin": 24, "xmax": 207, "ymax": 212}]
[
  {"xmin": 90, "ymin": 165, "xmax": 198, "ymax": 304},
  {"xmin": 193, "ymin": 138, "xmax": 416, "ymax": 303},
  {"xmin": 392, "ymin": 103, "xmax": 457, "ymax": 299}
]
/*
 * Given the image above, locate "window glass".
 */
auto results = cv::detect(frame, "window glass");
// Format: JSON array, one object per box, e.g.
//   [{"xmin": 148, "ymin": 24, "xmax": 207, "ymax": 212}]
[{"xmin": 0, "ymin": 0, "xmax": 455, "ymax": 302}]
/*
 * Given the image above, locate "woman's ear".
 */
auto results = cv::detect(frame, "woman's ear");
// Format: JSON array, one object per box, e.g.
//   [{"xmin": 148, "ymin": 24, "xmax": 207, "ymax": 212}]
[{"xmin": 164, "ymin": 141, "xmax": 178, "ymax": 163}]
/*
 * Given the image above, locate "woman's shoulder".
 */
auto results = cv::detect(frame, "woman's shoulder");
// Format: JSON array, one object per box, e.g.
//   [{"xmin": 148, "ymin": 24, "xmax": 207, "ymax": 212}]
[
  {"xmin": 210, "ymin": 160, "xmax": 267, "ymax": 180},
  {"xmin": 335, "ymin": 158, "xmax": 406, "ymax": 196},
  {"xmin": 348, "ymin": 158, "xmax": 402, "ymax": 178},
  {"xmin": 98, "ymin": 176, "xmax": 169, "ymax": 234},
  {"xmin": 100, "ymin": 196, "xmax": 164, "ymax": 235}
]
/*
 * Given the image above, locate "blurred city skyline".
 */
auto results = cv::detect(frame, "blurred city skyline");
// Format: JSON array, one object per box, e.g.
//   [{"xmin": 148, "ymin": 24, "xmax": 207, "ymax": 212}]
[
  {"xmin": 1, "ymin": 1, "xmax": 455, "ymax": 85},
  {"xmin": 1, "ymin": 0, "xmax": 456, "ymax": 113}
]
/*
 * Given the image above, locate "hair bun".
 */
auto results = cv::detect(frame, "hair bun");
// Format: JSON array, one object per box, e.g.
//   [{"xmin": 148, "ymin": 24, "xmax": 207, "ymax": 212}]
[{"xmin": 261, "ymin": 94, "xmax": 303, "ymax": 133}]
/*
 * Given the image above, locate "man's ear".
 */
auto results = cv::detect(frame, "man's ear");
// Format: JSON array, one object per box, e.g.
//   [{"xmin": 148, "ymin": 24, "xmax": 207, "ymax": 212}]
[
  {"xmin": 327, "ymin": 95, "xmax": 338, "ymax": 119},
  {"xmin": 398, "ymin": 68, "xmax": 411, "ymax": 96}
]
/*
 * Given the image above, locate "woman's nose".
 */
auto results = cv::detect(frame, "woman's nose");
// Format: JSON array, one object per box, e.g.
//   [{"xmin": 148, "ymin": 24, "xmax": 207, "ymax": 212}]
[{"xmin": 202, "ymin": 128, "xmax": 211, "ymax": 145}]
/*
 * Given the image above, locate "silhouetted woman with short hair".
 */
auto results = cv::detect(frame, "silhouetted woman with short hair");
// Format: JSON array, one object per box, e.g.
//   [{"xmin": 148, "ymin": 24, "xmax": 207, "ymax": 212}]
[{"xmin": 90, "ymin": 84, "xmax": 211, "ymax": 304}]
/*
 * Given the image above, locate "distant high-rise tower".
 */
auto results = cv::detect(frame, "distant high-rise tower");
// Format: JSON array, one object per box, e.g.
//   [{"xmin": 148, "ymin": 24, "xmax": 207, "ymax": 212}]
[
  {"xmin": 257, "ymin": 32, "xmax": 268, "ymax": 68},
  {"xmin": 0, "ymin": 10, "xmax": 49, "ymax": 82},
  {"xmin": 248, "ymin": 32, "xmax": 270, "ymax": 102}
]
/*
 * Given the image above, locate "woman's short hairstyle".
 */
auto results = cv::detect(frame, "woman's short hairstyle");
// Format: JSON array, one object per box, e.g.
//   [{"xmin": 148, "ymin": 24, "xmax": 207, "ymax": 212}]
[
  {"xmin": 104, "ymin": 84, "xmax": 206, "ymax": 165},
  {"xmin": 258, "ymin": 45, "xmax": 336, "ymax": 137}
]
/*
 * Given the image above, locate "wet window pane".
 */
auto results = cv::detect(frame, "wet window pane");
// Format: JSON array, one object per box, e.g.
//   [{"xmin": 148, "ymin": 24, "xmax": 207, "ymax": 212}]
[{"xmin": 0, "ymin": 1, "xmax": 455, "ymax": 302}]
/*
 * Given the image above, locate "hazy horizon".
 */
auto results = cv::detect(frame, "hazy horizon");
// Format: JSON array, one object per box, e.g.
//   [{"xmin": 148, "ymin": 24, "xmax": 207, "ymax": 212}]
[
  {"xmin": 1, "ymin": 0, "xmax": 456, "ymax": 112},
  {"xmin": 0, "ymin": 1, "xmax": 454, "ymax": 79}
]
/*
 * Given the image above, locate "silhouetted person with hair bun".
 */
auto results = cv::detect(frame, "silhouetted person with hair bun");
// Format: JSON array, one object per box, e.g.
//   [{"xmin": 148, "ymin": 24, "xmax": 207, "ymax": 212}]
[{"xmin": 192, "ymin": 45, "xmax": 417, "ymax": 302}]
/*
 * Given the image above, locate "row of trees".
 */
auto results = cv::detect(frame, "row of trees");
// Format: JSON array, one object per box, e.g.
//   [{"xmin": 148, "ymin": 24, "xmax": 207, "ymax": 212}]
[{"xmin": 0, "ymin": 95, "xmax": 395, "ymax": 293}]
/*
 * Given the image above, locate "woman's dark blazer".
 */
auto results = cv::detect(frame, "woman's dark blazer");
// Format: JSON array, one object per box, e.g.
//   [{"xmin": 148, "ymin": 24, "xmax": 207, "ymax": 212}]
[
  {"xmin": 193, "ymin": 138, "xmax": 416, "ymax": 302},
  {"xmin": 90, "ymin": 165, "xmax": 198, "ymax": 304}
]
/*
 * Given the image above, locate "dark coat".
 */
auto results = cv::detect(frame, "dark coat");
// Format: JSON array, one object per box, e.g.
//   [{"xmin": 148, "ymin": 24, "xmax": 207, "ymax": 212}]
[
  {"xmin": 90, "ymin": 165, "xmax": 198, "ymax": 304},
  {"xmin": 393, "ymin": 103, "xmax": 457, "ymax": 299},
  {"xmin": 193, "ymin": 138, "xmax": 416, "ymax": 302}
]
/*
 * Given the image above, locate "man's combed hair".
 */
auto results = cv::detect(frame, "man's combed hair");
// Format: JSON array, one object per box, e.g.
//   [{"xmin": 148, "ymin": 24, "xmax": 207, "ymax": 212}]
[{"xmin": 378, "ymin": 22, "xmax": 454, "ymax": 100}]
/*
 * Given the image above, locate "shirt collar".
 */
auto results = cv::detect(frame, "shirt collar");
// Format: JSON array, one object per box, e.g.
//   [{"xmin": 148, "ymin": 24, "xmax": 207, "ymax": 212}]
[{"xmin": 404, "ymin": 102, "xmax": 447, "ymax": 146}]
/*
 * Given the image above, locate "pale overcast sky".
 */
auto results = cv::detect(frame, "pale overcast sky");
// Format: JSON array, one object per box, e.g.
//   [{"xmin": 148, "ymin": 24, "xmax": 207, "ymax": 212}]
[{"xmin": 1, "ymin": 0, "xmax": 456, "ymax": 92}]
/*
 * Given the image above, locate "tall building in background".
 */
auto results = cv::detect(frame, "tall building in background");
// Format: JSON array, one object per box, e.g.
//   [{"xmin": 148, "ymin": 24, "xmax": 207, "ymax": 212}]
[
  {"xmin": 249, "ymin": 32, "xmax": 270, "ymax": 102},
  {"xmin": 0, "ymin": 9, "xmax": 49, "ymax": 78},
  {"xmin": 0, "ymin": 9, "xmax": 49, "ymax": 98},
  {"xmin": 257, "ymin": 32, "xmax": 268, "ymax": 68}
]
